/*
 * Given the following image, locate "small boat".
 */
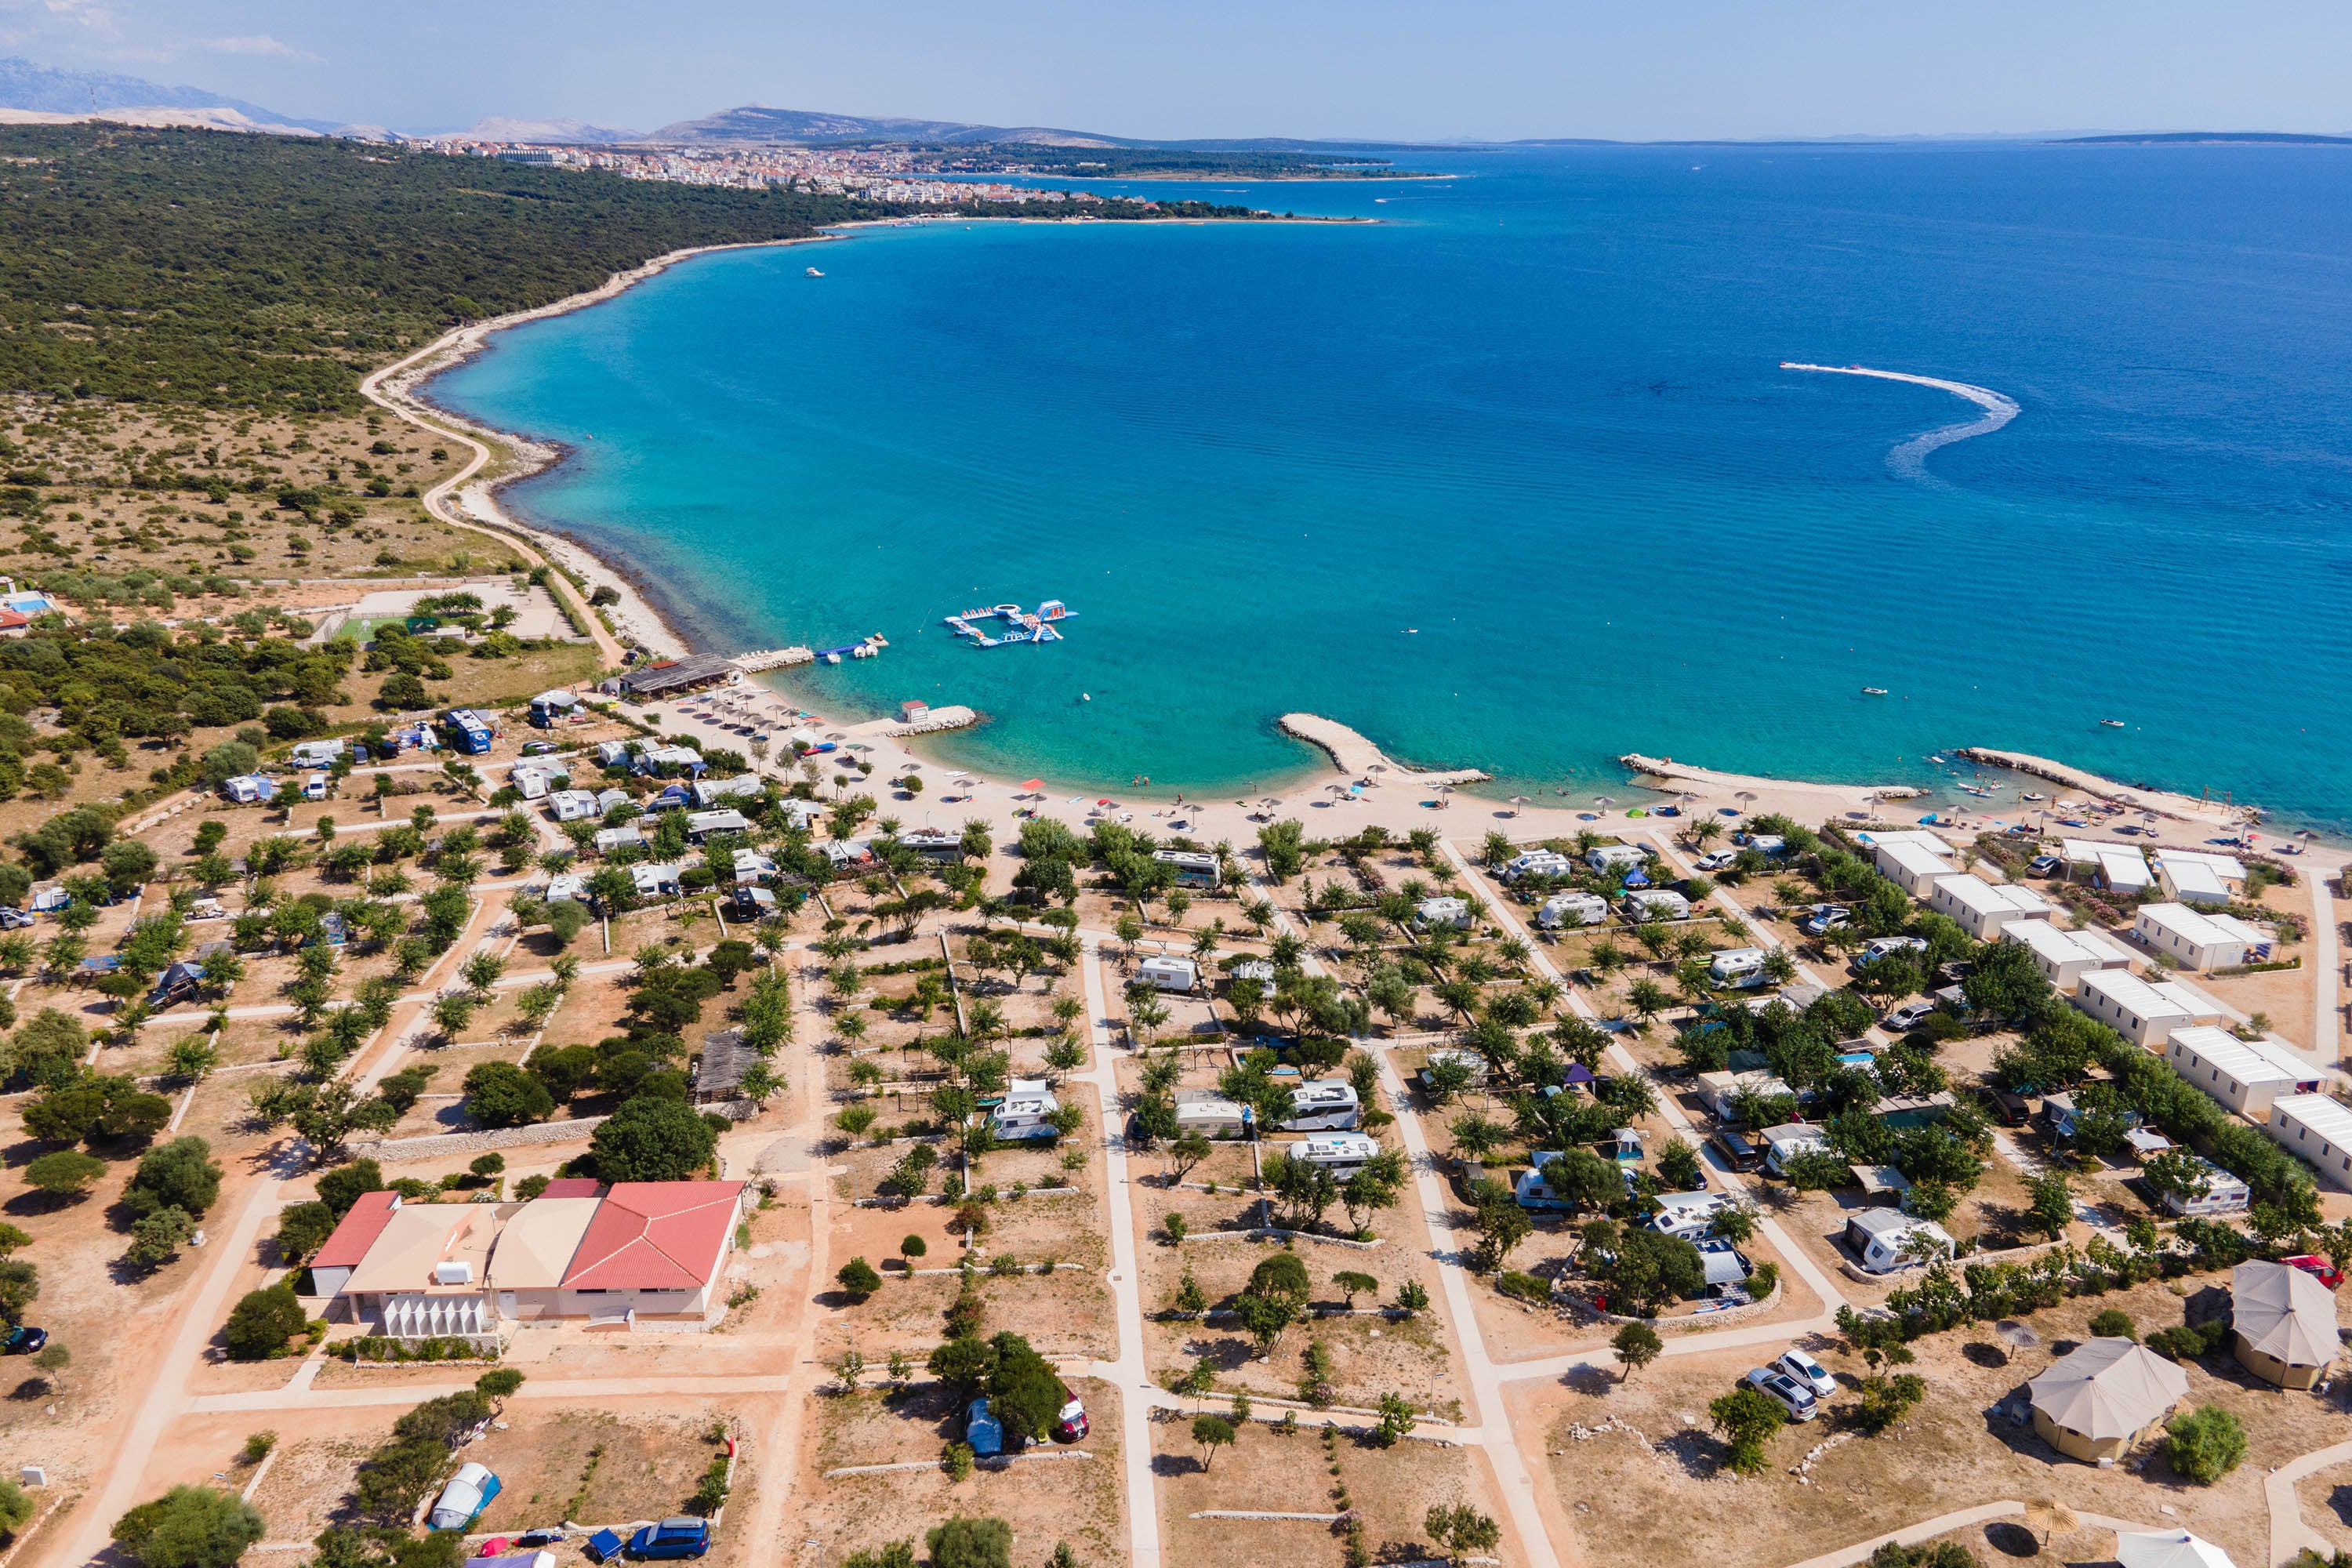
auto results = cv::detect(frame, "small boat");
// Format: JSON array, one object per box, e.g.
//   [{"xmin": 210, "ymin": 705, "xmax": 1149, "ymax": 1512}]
[
  {"xmin": 2100, "ymin": 718, "xmax": 2125, "ymax": 728},
  {"xmin": 1958, "ymin": 783, "xmax": 1997, "ymax": 798},
  {"xmin": 1926, "ymin": 754, "xmax": 1947, "ymax": 764},
  {"xmin": 2021, "ymin": 792, "xmax": 2047, "ymax": 802},
  {"xmin": 1080, "ymin": 693, "xmax": 1091, "ymax": 702},
  {"xmin": 1861, "ymin": 687, "xmax": 1888, "ymax": 696},
  {"xmin": 806, "ymin": 267, "xmax": 825, "ymax": 278}
]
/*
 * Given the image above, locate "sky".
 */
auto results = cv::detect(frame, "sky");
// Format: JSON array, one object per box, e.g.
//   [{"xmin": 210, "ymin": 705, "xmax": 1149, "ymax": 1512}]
[{"xmin": 5, "ymin": 0, "xmax": 2350, "ymax": 142}]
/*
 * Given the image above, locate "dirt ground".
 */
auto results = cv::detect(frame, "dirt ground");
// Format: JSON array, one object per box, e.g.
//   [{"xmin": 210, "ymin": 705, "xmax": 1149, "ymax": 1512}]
[
  {"xmin": 795, "ymin": 1377, "xmax": 1127, "ymax": 1568},
  {"xmin": 468, "ymin": 1406, "xmax": 729, "ymax": 1532},
  {"xmin": 1534, "ymin": 1275, "xmax": 2349, "ymax": 1568}
]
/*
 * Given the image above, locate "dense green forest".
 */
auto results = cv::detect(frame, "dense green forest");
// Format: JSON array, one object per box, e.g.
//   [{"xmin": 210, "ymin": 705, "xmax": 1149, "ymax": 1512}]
[{"xmin": 0, "ymin": 125, "xmax": 1263, "ymax": 413}]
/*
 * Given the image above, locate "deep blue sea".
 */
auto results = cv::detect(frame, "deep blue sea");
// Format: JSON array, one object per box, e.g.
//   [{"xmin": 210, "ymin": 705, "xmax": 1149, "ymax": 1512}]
[{"xmin": 431, "ymin": 143, "xmax": 2352, "ymax": 826}]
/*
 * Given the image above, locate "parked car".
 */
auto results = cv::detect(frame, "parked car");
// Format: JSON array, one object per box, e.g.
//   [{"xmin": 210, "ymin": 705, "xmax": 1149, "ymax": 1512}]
[
  {"xmin": 1708, "ymin": 1129, "xmax": 1765, "ymax": 1173},
  {"xmin": 0, "ymin": 907, "xmax": 31, "ymax": 930},
  {"xmin": 1054, "ymin": 1384, "xmax": 1089, "ymax": 1442},
  {"xmin": 626, "ymin": 1519, "xmax": 712, "ymax": 1560},
  {"xmin": 2, "ymin": 1327, "xmax": 47, "ymax": 1356},
  {"xmin": 302, "ymin": 775, "xmax": 330, "ymax": 802},
  {"xmin": 2027, "ymin": 855, "xmax": 2063, "ymax": 877},
  {"xmin": 1693, "ymin": 851, "xmax": 1735, "ymax": 872},
  {"xmin": 522, "ymin": 741, "xmax": 559, "ymax": 755},
  {"xmin": 1744, "ymin": 1366, "xmax": 1820, "ymax": 1422},
  {"xmin": 1883, "ymin": 1000, "xmax": 1936, "ymax": 1032},
  {"xmin": 1773, "ymin": 1348, "xmax": 1838, "ymax": 1399},
  {"xmin": 1798, "ymin": 904, "xmax": 1850, "ymax": 937},
  {"xmin": 2282, "ymin": 1254, "xmax": 2346, "ymax": 1290},
  {"xmin": 1983, "ymin": 1088, "xmax": 2034, "ymax": 1127}
]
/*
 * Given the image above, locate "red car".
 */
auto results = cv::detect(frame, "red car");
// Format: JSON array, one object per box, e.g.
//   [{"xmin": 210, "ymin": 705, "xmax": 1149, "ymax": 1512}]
[
  {"xmin": 1053, "ymin": 1385, "xmax": 1089, "ymax": 1443},
  {"xmin": 2282, "ymin": 1254, "xmax": 2344, "ymax": 1289}
]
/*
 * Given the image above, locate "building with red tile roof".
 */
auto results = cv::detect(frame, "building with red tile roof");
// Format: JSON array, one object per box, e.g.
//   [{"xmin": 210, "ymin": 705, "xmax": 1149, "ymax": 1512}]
[
  {"xmin": 307, "ymin": 1191, "xmax": 401, "ymax": 1298},
  {"xmin": 557, "ymin": 1181, "xmax": 746, "ymax": 1318}
]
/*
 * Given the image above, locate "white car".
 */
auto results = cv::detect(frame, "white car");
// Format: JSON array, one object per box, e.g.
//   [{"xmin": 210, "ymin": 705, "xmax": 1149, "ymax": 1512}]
[
  {"xmin": 1744, "ymin": 1366, "xmax": 1820, "ymax": 1421},
  {"xmin": 1693, "ymin": 850, "xmax": 1735, "ymax": 872},
  {"xmin": 1798, "ymin": 904, "xmax": 1850, "ymax": 937},
  {"xmin": 1773, "ymin": 1348, "xmax": 1838, "ymax": 1399},
  {"xmin": 1858, "ymin": 936, "xmax": 1928, "ymax": 964},
  {"xmin": 1884, "ymin": 1000, "xmax": 1936, "ymax": 1032}
]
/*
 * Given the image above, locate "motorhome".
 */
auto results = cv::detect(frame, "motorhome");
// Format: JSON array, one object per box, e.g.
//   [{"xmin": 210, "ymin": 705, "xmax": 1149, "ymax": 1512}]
[
  {"xmin": 1294, "ymin": 1132, "xmax": 1382, "ymax": 1178},
  {"xmin": 1173, "ymin": 1091, "xmax": 1250, "ymax": 1139},
  {"xmin": 1278, "ymin": 1079, "xmax": 1362, "ymax": 1132}
]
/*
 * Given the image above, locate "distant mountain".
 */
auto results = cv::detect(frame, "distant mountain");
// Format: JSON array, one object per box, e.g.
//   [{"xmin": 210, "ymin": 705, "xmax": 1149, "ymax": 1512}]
[
  {"xmin": 0, "ymin": 55, "xmax": 332, "ymax": 131},
  {"xmin": 2053, "ymin": 130, "xmax": 2352, "ymax": 146},
  {"xmin": 448, "ymin": 116, "xmax": 642, "ymax": 145},
  {"xmin": 648, "ymin": 104, "xmax": 1128, "ymax": 147}
]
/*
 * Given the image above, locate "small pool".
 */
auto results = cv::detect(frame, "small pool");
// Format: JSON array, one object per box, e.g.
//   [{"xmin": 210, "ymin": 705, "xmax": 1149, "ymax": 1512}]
[{"xmin": 1837, "ymin": 1051, "xmax": 1875, "ymax": 1069}]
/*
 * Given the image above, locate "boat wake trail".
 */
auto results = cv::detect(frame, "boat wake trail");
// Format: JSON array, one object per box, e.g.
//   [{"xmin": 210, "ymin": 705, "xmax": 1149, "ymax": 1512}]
[{"xmin": 1781, "ymin": 361, "xmax": 2019, "ymax": 482}]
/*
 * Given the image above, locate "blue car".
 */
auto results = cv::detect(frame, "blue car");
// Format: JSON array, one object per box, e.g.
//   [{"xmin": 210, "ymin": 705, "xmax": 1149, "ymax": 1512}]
[{"xmin": 627, "ymin": 1519, "xmax": 711, "ymax": 1560}]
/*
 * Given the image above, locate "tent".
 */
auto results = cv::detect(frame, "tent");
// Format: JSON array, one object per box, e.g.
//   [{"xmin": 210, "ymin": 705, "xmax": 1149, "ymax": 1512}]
[
  {"xmin": 2026, "ymin": 1338, "xmax": 2188, "ymax": 1460},
  {"xmin": 2114, "ymin": 1529, "xmax": 2236, "ymax": 1568},
  {"xmin": 2231, "ymin": 1261, "xmax": 2339, "ymax": 1371}
]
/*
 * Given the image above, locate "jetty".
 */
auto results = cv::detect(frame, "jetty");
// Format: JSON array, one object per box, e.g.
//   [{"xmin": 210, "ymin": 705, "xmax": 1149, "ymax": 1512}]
[
  {"xmin": 860, "ymin": 704, "xmax": 978, "ymax": 739},
  {"xmin": 733, "ymin": 647, "xmax": 815, "ymax": 672},
  {"xmin": 1279, "ymin": 713, "xmax": 1489, "ymax": 786},
  {"xmin": 945, "ymin": 601, "xmax": 1074, "ymax": 648},
  {"xmin": 1621, "ymin": 753, "xmax": 1920, "ymax": 800},
  {"xmin": 1954, "ymin": 746, "xmax": 2252, "ymax": 824}
]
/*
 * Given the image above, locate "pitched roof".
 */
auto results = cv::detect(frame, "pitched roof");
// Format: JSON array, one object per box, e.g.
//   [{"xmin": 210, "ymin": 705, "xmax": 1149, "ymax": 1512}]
[
  {"xmin": 486, "ymin": 1197, "xmax": 601, "ymax": 1290},
  {"xmin": 312, "ymin": 1191, "xmax": 400, "ymax": 1269},
  {"xmin": 2027, "ymin": 1337, "xmax": 2188, "ymax": 1441},
  {"xmin": 560, "ymin": 1181, "xmax": 744, "ymax": 1291},
  {"xmin": 538, "ymin": 1178, "xmax": 602, "ymax": 1199},
  {"xmin": 2232, "ymin": 1261, "xmax": 2340, "ymax": 1367},
  {"xmin": 345, "ymin": 1203, "xmax": 492, "ymax": 1294}
]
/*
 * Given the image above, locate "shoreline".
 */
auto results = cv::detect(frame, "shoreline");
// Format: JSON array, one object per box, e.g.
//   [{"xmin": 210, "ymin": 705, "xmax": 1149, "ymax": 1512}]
[{"xmin": 358, "ymin": 218, "xmax": 2335, "ymax": 850}]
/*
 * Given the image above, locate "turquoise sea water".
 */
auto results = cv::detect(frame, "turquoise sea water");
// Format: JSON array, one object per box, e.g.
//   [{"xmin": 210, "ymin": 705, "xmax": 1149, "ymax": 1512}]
[{"xmin": 430, "ymin": 144, "xmax": 2352, "ymax": 826}]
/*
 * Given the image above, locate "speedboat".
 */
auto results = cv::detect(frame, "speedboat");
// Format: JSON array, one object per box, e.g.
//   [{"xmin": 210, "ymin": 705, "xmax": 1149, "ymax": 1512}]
[{"xmin": 1861, "ymin": 687, "xmax": 1888, "ymax": 696}]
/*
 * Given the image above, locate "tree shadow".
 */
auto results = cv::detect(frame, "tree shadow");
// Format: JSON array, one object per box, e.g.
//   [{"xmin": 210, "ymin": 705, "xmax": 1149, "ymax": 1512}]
[
  {"xmin": 1962, "ymin": 1341, "xmax": 2010, "ymax": 1370},
  {"xmin": 1563, "ymin": 1364, "xmax": 1616, "ymax": 1397}
]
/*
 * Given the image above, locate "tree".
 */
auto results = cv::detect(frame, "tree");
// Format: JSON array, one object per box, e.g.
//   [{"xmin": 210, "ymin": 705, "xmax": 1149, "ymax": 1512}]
[
  {"xmin": 125, "ymin": 1137, "xmax": 222, "ymax": 1218},
  {"xmin": 224, "ymin": 1282, "xmax": 308, "ymax": 1360},
  {"xmin": 926, "ymin": 1516, "xmax": 1014, "ymax": 1568},
  {"xmin": 1612, "ymin": 1322, "xmax": 1664, "ymax": 1381},
  {"xmin": 837, "ymin": 1257, "xmax": 883, "ymax": 1301},
  {"xmin": 109, "ymin": 1486, "xmax": 266, "ymax": 1568},
  {"xmin": 1233, "ymin": 1251, "xmax": 1311, "ymax": 1355},
  {"xmin": 590, "ymin": 1097, "xmax": 717, "ymax": 1182},
  {"xmin": 985, "ymin": 1332, "xmax": 1065, "ymax": 1443},
  {"xmin": 1425, "ymin": 1503, "xmax": 1502, "ymax": 1561},
  {"xmin": 1539, "ymin": 1149, "xmax": 1621, "ymax": 1214},
  {"xmin": 129, "ymin": 1207, "xmax": 198, "ymax": 1269},
  {"xmin": 0, "ymin": 1475, "xmax": 31, "ymax": 1534},
  {"xmin": 1394, "ymin": 1279, "xmax": 1430, "ymax": 1317},
  {"xmin": 462, "ymin": 1062, "xmax": 553, "ymax": 1129},
  {"xmin": 1333, "ymin": 1270, "xmax": 1378, "ymax": 1308},
  {"xmin": 1370, "ymin": 1391, "xmax": 1417, "ymax": 1446},
  {"xmin": 2026, "ymin": 1172, "xmax": 2073, "ymax": 1240},
  {"xmin": 315, "ymin": 1159, "xmax": 383, "ymax": 1217},
  {"xmin": 1191, "ymin": 1413, "xmax": 1236, "ymax": 1469},
  {"xmin": 2165, "ymin": 1404, "xmax": 2248, "ymax": 1485},
  {"xmin": 24, "ymin": 1148, "xmax": 106, "ymax": 1199},
  {"xmin": 1708, "ymin": 1386, "xmax": 1787, "ymax": 1474},
  {"xmin": 1469, "ymin": 1189, "xmax": 1533, "ymax": 1269},
  {"xmin": 1164, "ymin": 1131, "xmax": 1212, "ymax": 1188}
]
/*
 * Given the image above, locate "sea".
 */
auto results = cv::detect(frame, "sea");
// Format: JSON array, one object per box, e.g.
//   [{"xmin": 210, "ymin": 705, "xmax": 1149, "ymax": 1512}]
[{"xmin": 428, "ymin": 143, "xmax": 2352, "ymax": 828}]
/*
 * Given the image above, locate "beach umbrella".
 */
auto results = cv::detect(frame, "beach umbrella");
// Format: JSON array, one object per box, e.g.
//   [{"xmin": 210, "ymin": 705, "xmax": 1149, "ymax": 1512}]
[
  {"xmin": 1591, "ymin": 795, "xmax": 1615, "ymax": 813},
  {"xmin": 1022, "ymin": 778, "xmax": 1044, "ymax": 792},
  {"xmin": 2115, "ymin": 1529, "xmax": 2237, "ymax": 1568},
  {"xmin": 2024, "ymin": 1499, "xmax": 2078, "ymax": 1549},
  {"xmin": 1994, "ymin": 1319, "xmax": 2040, "ymax": 1352},
  {"xmin": 1735, "ymin": 789, "xmax": 1758, "ymax": 811},
  {"xmin": 1509, "ymin": 795, "xmax": 1530, "ymax": 816}
]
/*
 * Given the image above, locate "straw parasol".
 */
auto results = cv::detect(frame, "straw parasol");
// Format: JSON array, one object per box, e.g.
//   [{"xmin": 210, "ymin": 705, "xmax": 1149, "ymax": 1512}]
[
  {"xmin": 2024, "ymin": 1498, "xmax": 2078, "ymax": 1548},
  {"xmin": 1591, "ymin": 794, "xmax": 1616, "ymax": 813},
  {"xmin": 1994, "ymin": 1319, "xmax": 2039, "ymax": 1352},
  {"xmin": 1735, "ymin": 789, "xmax": 1758, "ymax": 811},
  {"xmin": 1510, "ymin": 795, "xmax": 1530, "ymax": 817}
]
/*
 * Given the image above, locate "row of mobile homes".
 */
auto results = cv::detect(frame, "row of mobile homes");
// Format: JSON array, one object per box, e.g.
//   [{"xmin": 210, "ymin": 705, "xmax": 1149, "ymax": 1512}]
[
  {"xmin": 2165, "ymin": 1026, "xmax": 2321, "ymax": 1119},
  {"xmin": 2133, "ymin": 902, "xmax": 2272, "ymax": 971},
  {"xmin": 1875, "ymin": 837, "xmax": 1958, "ymax": 897},
  {"xmin": 2071, "ymin": 968, "xmax": 2222, "ymax": 1048}
]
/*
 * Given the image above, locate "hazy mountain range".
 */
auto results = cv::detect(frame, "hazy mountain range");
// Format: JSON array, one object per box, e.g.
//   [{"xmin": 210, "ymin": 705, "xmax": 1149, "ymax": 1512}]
[{"xmin": 0, "ymin": 56, "xmax": 2342, "ymax": 150}]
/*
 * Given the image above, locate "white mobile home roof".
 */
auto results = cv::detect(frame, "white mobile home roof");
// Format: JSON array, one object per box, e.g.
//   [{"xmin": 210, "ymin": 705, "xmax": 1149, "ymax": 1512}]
[
  {"xmin": 2138, "ymin": 902, "xmax": 2263, "ymax": 951},
  {"xmin": 2063, "ymin": 839, "xmax": 2153, "ymax": 890},
  {"xmin": 2155, "ymin": 848, "xmax": 2246, "ymax": 881},
  {"xmin": 1857, "ymin": 829, "xmax": 1955, "ymax": 856},
  {"xmin": 1877, "ymin": 839, "xmax": 1955, "ymax": 884},
  {"xmin": 2168, "ymin": 1026, "xmax": 2314, "ymax": 1091},
  {"xmin": 2158, "ymin": 858, "xmax": 2230, "ymax": 902},
  {"xmin": 2078, "ymin": 967, "xmax": 2207, "ymax": 1023},
  {"xmin": 1933, "ymin": 874, "xmax": 2053, "ymax": 920},
  {"xmin": 2009, "ymin": 919, "xmax": 2133, "ymax": 970},
  {"xmin": 2270, "ymin": 1093, "xmax": 2352, "ymax": 1158}
]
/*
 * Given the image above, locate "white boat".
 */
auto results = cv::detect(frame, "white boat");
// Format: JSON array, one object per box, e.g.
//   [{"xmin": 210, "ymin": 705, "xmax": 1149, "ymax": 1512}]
[
  {"xmin": 2100, "ymin": 718, "xmax": 2125, "ymax": 728},
  {"xmin": 806, "ymin": 267, "xmax": 825, "ymax": 278},
  {"xmin": 1861, "ymin": 687, "xmax": 1888, "ymax": 696}
]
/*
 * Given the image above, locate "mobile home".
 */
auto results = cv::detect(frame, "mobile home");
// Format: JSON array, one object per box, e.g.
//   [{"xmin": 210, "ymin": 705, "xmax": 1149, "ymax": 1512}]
[{"xmin": 1279, "ymin": 1080, "xmax": 1361, "ymax": 1132}]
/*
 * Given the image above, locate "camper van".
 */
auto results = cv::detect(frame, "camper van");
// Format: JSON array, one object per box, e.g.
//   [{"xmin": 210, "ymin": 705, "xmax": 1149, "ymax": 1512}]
[
  {"xmin": 1137, "ymin": 955, "xmax": 1199, "ymax": 993},
  {"xmin": 1278, "ymin": 1079, "xmax": 1361, "ymax": 1132},
  {"xmin": 1843, "ymin": 1210, "xmax": 1955, "ymax": 1273},
  {"xmin": 1173, "ymin": 1091, "xmax": 1249, "ymax": 1139},
  {"xmin": 1536, "ymin": 891, "xmax": 1609, "ymax": 929},
  {"xmin": 989, "ymin": 1080, "xmax": 1062, "ymax": 1142},
  {"xmin": 1294, "ymin": 1132, "xmax": 1381, "ymax": 1178}
]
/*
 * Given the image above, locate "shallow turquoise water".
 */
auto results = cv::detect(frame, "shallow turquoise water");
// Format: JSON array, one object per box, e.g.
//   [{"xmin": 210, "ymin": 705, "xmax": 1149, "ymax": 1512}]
[{"xmin": 432, "ymin": 143, "xmax": 2352, "ymax": 826}]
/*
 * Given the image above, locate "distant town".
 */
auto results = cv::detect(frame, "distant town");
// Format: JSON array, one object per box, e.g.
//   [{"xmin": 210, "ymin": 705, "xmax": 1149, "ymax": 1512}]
[{"xmin": 432, "ymin": 137, "xmax": 1097, "ymax": 204}]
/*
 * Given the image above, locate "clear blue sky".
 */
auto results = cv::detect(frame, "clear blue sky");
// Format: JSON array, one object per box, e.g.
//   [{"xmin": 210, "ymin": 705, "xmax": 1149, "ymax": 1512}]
[{"xmin": 9, "ymin": 0, "xmax": 2349, "ymax": 141}]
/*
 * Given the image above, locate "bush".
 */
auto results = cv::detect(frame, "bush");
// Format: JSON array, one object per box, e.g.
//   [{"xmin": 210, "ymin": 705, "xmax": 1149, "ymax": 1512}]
[
  {"xmin": 462, "ymin": 1062, "xmax": 554, "ymax": 1129},
  {"xmin": 2165, "ymin": 1404, "xmax": 2248, "ymax": 1484},
  {"xmin": 223, "ymin": 1281, "xmax": 308, "ymax": 1360},
  {"xmin": 2147, "ymin": 1319, "xmax": 2231, "ymax": 1362},
  {"xmin": 475, "ymin": 1368, "xmax": 524, "ymax": 1399},
  {"xmin": 24, "ymin": 1149, "xmax": 106, "ymax": 1198},
  {"xmin": 2088, "ymin": 1308, "xmax": 2137, "ymax": 1340},
  {"xmin": 109, "ymin": 1484, "xmax": 265, "ymax": 1568},
  {"xmin": 901, "ymin": 1234, "xmax": 928, "ymax": 1258},
  {"xmin": 589, "ymin": 1096, "xmax": 717, "ymax": 1182},
  {"xmin": 837, "ymin": 1257, "xmax": 883, "ymax": 1301},
  {"xmin": 1497, "ymin": 1270, "xmax": 1552, "ymax": 1305},
  {"xmin": 123, "ymin": 1137, "xmax": 222, "ymax": 1218},
  {"xmin": 927, "ymin": 1515, "xmax": 1013, "ymax": 1568},
  {"xmin": 0, "ymin": 1476, "xmax": 31, "ymax": 1533}
]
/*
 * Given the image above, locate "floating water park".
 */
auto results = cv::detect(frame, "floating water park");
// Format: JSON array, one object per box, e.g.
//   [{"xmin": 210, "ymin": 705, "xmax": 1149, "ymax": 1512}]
[{"xmin": 944, "ymin": 600, "xmax": 1076, "ymax": 648}]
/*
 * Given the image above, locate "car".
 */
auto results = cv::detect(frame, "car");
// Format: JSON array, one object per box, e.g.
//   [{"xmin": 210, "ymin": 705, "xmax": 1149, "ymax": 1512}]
[
  {"xmin": 302, "ymin": 775, "xmax": 330, "ymax": 801},
  {"xmin": 2113, "ymin": 824, "xmax": 2146, "ymax": 837},
  {"xmin": 1884, "ymin": 1000, "xmax": 1936, "ymax": 1032},
  {"xmin": 1859, "ymin": 936, "xmax": 1928, "ymax": 964},
  {"xmin": 1054, "ymin": 1385, "xmax": 1089, "ymax": 1442},
  {"xmin": 0, "ymin": 908, "xmax": 31, "ymax": 930},
  {"xmin": 522, "ymin": 740, "xmax": 558, "ymax": 755},
  {"xmin": 2282, "ymin": 1254, "xmax": 2346, "ymax": 1289},
  {"xmin": 626, "ymin": 1519, "xmax": 711, "ymax": 1560},
  {"xmin": 1983, "ymin": 1088, "xmax": 2034, "ymax": 1127},
  {"xmin": 2, "ymin": 1327, "xmax": 46, "ymax": 1356},
  {"xmin": 1773, "ymin": 1348, "xmax": 1838, "ymax": 1399},
  {"xmin": 1708, "ymin": 1129, "xmax": 1766, "ymax": 1173},
  {"xmin": 1798, "ymin": 904, "xmax": 1850, "ymax": 937},
  {"xmin": 1744, "ymin": 1366, "xmax": 1820, "ymax": 1421},
  {"xmin": 1691, "ymin": 850, "xmax": 1735, "ymax": 872},
  {"xmin": 2027, "ymin": 855, "xmax": 2063, "ymax": 877}
]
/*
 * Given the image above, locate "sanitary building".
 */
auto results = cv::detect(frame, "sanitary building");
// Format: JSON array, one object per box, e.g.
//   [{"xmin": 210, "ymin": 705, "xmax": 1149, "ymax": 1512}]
[{"xmin": 1927, "ymin": 873, "xmax": 2054, "ymax": 939}]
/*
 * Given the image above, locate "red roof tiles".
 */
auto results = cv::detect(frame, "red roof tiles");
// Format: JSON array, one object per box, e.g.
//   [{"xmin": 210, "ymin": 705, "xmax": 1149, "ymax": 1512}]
[
  {"xmin": 312, "ymin": 1191, "xmax": 400, "ymax": 1269},
  {"xmin": 537, "ymin": 1178, "xmax": 603, "ymax": 1199},
  {"xmin": 560, "ymin": 1181, "xmax": 743, "ymax": 1291}
]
